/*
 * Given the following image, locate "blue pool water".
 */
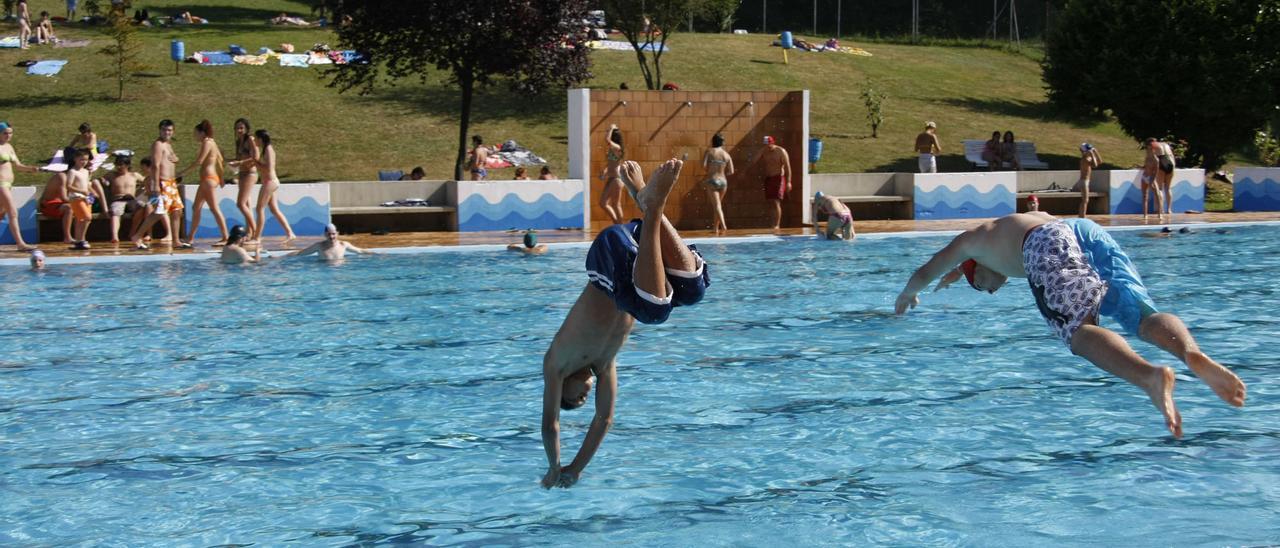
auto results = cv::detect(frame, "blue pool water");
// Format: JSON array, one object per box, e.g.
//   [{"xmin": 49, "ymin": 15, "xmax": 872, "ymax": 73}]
[{"xmin": 2, "ymin": 225, "xmax": 1278, "ymax": 545}]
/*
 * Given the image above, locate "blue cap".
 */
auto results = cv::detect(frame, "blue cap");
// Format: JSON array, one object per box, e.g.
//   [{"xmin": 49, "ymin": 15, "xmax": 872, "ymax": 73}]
[
  {"xmin": 0, "ymin": 121, "xmax": 9, "ymax": 132},
  {"xmin": 813, "ymin": 191, "xmax": 825, "ymax": 201}
]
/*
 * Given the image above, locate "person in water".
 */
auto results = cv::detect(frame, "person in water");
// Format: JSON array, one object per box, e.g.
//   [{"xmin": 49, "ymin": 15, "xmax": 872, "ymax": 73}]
[
  {"xmin": 541, "ymin": 158, "xmax": 710, "ymax": 489},
  {"xmin": 811, "ymin": 191, "xmax": 855, "ymax": 241},
  {"xmin": 894, "ymin": 212, "xmax": 1246, "ymax": 438},
  {"xmin": 289, "ymin": 223, "xmax": 373, "ymax": 261},
  {"xmin": 219, "ymin": 225, "xmax": 261, "ymax": 265},
  {"xmin": 507, "ymin": 229, "xmax": 547, "ymax": 255}
]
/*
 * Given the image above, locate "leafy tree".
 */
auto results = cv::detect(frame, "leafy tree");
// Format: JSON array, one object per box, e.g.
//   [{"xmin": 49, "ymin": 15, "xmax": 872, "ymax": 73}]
[
  {"xmin": 99, "ymin": 11, "xmax": 145, "ymax": 100},
  {"xmin": 861, "ymin": 79, "xmax": 886, "ymax": 138},
  {"xmin": 1043, "ymin": 0, "xmax": 1280, "ymax": 169},
  {"xmin": 696, "ymin": 0, "xmax": 741, "ymax": 32},
  {"xmin": 329, "ymin": 1, "xmax": 593, "ymax": 181},
  {"xmin": 603, "ymin": 0, "xmax": 695, "ymax": 90}
]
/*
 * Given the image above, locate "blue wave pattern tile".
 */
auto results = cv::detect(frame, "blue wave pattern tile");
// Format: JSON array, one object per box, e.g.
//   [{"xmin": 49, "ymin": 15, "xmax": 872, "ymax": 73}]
[
  {"xmin": 1110, "ymin": 178, "xmax": 1204, "ymax": 215},
  {"xmin": 914, "ymin": 183, "xmax": 1015, "ymax": 220},
  {"xmin": 187, "ymin": 195, "xmax": 331, "ymax": 239},
  {"xmin": 458, "ymin": 192, "xmax": 585, "ymax": 232},
  {"xmin": 1, "ymin": 189, "xmax": 38, "ymax": 245},
  {"xmin": 1234, "ymin": 174, "xmax": 1280, "ymax": 211}
]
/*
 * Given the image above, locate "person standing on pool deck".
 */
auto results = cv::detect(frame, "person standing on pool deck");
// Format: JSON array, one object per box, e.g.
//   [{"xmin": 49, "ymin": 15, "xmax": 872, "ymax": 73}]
[
  {"xmin": 248, "ymin": 129, "xmax": 296, "ymax": 243},
  {"xmin": 132, "ymin": 120, "xmax": 186, "ymax": 250},
  {"xmin": 1077, "ymin": 143, "xmax": 1101, "ymax": 218},
  {"xmin": 811, "ymin": 191, "xmax": 854, "ymax": 241},
  {"xmin": 914, "ymin": 121, "xmax": 942, "ymax": 173},
  {"xmin": 178, "ymin": 120, "xmax": 229, "ymax": 246},
  {"xmin": 758, "ymin": 136, "xmax": 791, "ymax": 230},
  {"xmin": 1, "ymin": 121, "xmax": 44, "ymax": 251},
  {"xmin": 541, "ymin": 158, "xmax": 710, "ymax": 489},
  {"xmin": 702, "ymin": 133, "xmax": 734, "ymax": 234},
  {"xmin": 468, "ymin": 135, "xmax": 489, "ymax": 181},
  {"xmin": 1148, "ymin": 138, "xmax": 1176, "ymax": 217},
  {"xmin": 894, "ymin": 212, "xmax": 1246, "ymax": 438}
]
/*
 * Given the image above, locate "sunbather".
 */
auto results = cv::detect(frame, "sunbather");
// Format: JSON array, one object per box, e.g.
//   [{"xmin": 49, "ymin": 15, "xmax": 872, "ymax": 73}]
[
  {"xmin": 67, "ymin": 122, "xmax": 97, "ymax": 155},
  {"xmin": 271, "ymin": 13, "xmax": 313, "ymax": 26},
  {"xmin": 176, "ymin": 11, "xmax": 207, "ymax": 24},
  {"xmin": 35, "ymin": 11, "xmax": 56, "ymax": 44}
]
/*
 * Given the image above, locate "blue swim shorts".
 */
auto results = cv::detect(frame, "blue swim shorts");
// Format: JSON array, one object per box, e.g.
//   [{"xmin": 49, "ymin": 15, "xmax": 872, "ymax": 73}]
[
  {"xmin": 1064, "ymin": 218, "xmax": 1159, "ymax": 335},
  {"xmin": 585, "ymin": 220, "xmax": 710, "ymax": 324}
]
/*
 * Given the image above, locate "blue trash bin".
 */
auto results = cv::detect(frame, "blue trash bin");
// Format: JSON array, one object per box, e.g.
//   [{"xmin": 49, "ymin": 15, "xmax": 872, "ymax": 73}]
[
  {"xmin": 780, "ymin": 31, "xmax": 793, "ymax": 49},
  {"xmin": 170, "ymin": 40, "xmax": 185, "ymax": 62},
  {"xmin": 809, "ymin": 137, "xmax": 823, "ymax": 164}
]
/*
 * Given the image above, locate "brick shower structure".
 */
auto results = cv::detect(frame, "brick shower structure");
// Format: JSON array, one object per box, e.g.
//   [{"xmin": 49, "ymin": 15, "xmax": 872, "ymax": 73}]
[{"xmin": 568, "ymin": 89, "xmax": 810, "ymax": 231}]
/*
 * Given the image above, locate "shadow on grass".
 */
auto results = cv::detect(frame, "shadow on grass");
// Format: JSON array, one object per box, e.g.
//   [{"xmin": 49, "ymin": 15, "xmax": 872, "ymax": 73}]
[
  {"xmin": 0, "ymin": 92, "xmax": 107, "ymax": 110},
  {"xmin": 939, "ymin": 97, "xmax": 1104, "ymax": 129},
  {"xmin": 356, "ymin": 84, "xmax": 565, "ymax": 126},
  {"xmin": 748, "ymin": 59, "xmax": 777, "ymax": 65}
]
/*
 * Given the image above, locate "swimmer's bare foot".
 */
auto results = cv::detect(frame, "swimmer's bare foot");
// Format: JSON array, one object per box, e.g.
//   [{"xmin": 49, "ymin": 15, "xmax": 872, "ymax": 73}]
[
  {"xmin": 638, "ymin": 158, "xmax": 682, "ymax": 214},
  {"xmin": 1146, "ymin": 365, "xmax": 1182, "ymax": 438},
  {"xmin": 1184, "ymin": 350, "xmax": 1246, "ymax": 407}
]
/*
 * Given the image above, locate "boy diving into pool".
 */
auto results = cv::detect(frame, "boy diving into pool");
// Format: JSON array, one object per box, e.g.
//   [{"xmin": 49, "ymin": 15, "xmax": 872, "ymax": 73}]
[
  {"xmin": 541, "ymin": 158, "xmax": 710, "ymax": 489},
  {"xmin": 894, "ymin": 212, "xmax": 1246, "ymax": 438}
]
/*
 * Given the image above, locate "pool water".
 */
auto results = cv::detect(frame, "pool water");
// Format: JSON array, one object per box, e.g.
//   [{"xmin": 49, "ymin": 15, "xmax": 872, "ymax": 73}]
[{"xmin": 2, "ymin": 225, "xmax": 1278, "ymax": 545}]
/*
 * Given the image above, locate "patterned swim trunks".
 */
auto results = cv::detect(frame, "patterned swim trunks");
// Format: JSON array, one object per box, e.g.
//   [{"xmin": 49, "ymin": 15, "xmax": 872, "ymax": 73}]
[{"xmin": 1022, "ymin": 220, "xmax": 1107, "ymax": 347}]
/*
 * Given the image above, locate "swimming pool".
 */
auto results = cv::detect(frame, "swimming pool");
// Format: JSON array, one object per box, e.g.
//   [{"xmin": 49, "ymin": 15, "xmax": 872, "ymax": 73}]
[{"xmin": 3, "ymin": 225, "xmax": 1278, "ymax": 545}]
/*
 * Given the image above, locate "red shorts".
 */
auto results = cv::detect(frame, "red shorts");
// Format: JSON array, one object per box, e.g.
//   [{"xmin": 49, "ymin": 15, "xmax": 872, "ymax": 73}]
[
  {"xmin": 41, "ymin": 199, "xmax": 67, "ymax": 218},
  {"xmin": 763, "ymin": 175, "xmax": 787, "ymax": 201}
]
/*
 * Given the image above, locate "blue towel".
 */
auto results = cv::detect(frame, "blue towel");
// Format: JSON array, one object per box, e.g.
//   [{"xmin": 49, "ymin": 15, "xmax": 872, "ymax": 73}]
[
  {"xmin": 279, "ymin": 54, "xmax": 310, "ymax": 68},
  {"xmin": 197, "ymin": 51, "xmax": 234, "ymax": 65},
  {"xmin": 228, "ymin": 45, "xmax": 247, "ymax": 56},
  {"xmin": 340, "ymin": 50, "xmax": 366, "ymax": 64},
  {"xmin": 27, "ymin": 60, "xmax": 68, "ymax": 77}
]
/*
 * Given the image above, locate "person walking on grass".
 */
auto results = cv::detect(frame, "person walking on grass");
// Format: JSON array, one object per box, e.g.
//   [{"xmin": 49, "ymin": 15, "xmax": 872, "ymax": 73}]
[
  {"xmin": 232, "ymin": 118, "xmax": 260, "ymax": 239},
  {"xmin": 914, "ymin": 121, "xmax": 942, "ymax": 173},
  {"xmin": 0, "ymin": 121, "xmax": 43, "ymax": 251},
  {"xmin": 178, "ymin": 120, "xmax": 230, "ymax": 246},
  {"xmin": 895, "ymin": 212, "xmax": 1246, "ymax": 439}
]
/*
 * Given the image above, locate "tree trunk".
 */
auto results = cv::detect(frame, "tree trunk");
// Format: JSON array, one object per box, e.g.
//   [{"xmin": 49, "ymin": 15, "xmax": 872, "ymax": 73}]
[
  {"xmin": 634, "ymin": 48, "xmax": 655, "ymax": 90},
  {"xmin": 454, "ymin": 72, "xmax": 474, "ymax": 181}
]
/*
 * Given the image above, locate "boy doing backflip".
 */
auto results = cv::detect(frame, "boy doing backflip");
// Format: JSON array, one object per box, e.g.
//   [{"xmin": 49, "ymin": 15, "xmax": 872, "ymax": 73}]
[{"xmin": 541, "ymin": 158, "xmax": 710, "ymax": 489}]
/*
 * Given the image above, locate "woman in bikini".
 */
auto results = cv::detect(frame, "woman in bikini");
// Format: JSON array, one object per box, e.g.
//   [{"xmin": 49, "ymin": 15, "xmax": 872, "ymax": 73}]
[
  {"xmin": 0, "ymin": 122, "xmax": 42, "ymax": 250},
  {"xmin": 232, "ymin": 118, "xmax": 260, "ymax": 238},
  {"xmin": 17, "ymin": 0, "xmax": 32, "ymax": 50},
  {"xmin": 701, "ymin": 133, "xmax": 734, "ymax": 234},
  {"xmin": 245, "ymin": 129, "xmax": 295, "ymax": 243},
  {"xmin": 599, "ymin": 124, "xmax": 625, "ymax": 224},
  {"xmin": 1153, "ymin": 138, "xmax": 1177, "ymax": 217},
  {"xmin": 178, "ymin": 120, "xmax": 230, "ymax": 245}
]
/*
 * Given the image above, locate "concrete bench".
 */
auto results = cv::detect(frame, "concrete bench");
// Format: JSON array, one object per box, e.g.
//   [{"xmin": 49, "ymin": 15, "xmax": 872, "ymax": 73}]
[
  {"xmin": 330, "ymin": 206, "xmax": 456, "ymax": 215},
  {"xmin": 963, "ymin": 140, "xmax": 1050, "ymax": 170},
  {"xmin": 810, "ymin": 195, "xmax": 913, "ymax": 221}
]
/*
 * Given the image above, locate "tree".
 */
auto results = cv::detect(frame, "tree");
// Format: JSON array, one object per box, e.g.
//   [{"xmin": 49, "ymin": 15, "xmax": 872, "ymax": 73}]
[
  {"xmin": 99, "ymin": 11, "xmax": 145, "ymax": 100},
  {"xmin": 697, "ymin": 0, "xmax": 741, "ymax": 32},
  {"xmin": 1043, "ymin": 0, "xmax": 1280, "ymax": 169},
  {"xmin": 860, "ymin": 79, "xmax": 886, "ymax": 138},
  {"xmin": 328, "ymin": 1, "xmax": 593, "ymax": 181},
  {"xmin": 603, "ymin": 0, "xmax": 695, "ymax": 90}
]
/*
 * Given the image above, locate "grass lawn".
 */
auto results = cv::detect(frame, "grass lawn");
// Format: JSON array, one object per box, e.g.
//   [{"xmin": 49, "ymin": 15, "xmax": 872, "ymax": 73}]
[{"xmin": 1, "ymin": 1, "xmax": 1254, "ymax": 210}]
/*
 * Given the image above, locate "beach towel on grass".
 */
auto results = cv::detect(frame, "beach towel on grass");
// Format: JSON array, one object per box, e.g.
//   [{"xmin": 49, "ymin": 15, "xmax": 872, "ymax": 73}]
[
  {"xmin": 196, "ymin": 51, "xmax": 234, "ymax": 65},
  {"xmin": 27, "ymin": 60, "xmax": 68, "ymax": 77},
  {"xmin": 233, "ymin": 54, "xmax": 269, "ymax": 66},
  {"xmin": 588, "ymin": 40, "xmax": 668, "ymax": 52},
  {"xmin": 307, "ymin": 51, "xmax": 332, "ymax": 65},
  {"xmin": 1, "ymin": 36, "xmax": 23, "ymax": 48},
  {"xmin": 279, "ymin": 54, "xmax": 309, "ymax": 68}
]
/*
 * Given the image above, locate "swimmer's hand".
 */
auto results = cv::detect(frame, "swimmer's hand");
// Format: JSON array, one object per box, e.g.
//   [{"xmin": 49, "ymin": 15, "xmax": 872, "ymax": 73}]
[
  {"xmin": 933, "ymin": 268, "xmax": 964, "ymax": 292},
  {"xmin": 556, "ymin": 469, "xmax": 579, "ymax": 488},
  {"xmin": 894, "ymin": 291, "xmax": 919, "ymax": 315},
  {"xmin": 541, "ymin": 465, "xmax": 561, "ymax": 489}
]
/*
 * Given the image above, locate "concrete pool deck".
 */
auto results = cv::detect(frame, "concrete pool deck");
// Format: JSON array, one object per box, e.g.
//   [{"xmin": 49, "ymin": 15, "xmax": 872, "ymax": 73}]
[{"xmin": 4, "ymin": 212, "xmax": 1280, "ymax": 263}]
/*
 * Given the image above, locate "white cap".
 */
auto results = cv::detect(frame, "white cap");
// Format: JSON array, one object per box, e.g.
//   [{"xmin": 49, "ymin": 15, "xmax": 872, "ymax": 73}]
[{"xmin": 925, "ymin": 121, "xmax": 937, "ymax": 129}]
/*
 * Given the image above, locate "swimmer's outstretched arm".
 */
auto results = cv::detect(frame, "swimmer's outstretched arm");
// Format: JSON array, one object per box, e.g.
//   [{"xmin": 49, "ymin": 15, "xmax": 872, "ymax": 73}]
[
  {"xmin": 541, "ymin": 360, "xmax": 618, "ymax": 489},
  {"xmin": 540, "ymin": 358, "xmax": 565, "ymax": 488},
  {"xmin": 895, "ymin": 232, "xmax": 974, "ymax": 314},
  {"xmin": 288, "ymin": 242, "xmax": 324, "ymax": 257},
  {"xmin": 343, "ymin": 241, "xmax": 374, "ymax": 255}
]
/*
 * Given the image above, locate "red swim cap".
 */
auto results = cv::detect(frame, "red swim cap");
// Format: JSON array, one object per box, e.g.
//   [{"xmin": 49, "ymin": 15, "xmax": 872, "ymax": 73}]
[
  {"xmin": 960, "ymin": 259, "xmax": 979, "ymax": 289},
  {"xmin": 764, "ymin": 135, "xmax": 775, "ymax": 145},
  {"xmin": 1027, "ymin": 194, "xmax": 1039, "ymax": 205}
]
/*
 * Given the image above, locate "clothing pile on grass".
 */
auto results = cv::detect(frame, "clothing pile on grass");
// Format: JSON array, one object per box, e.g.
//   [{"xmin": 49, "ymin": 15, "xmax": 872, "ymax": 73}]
[
  {"xmin": 185, "ymin": 42, "xmax": 367, "ymax": 67},
  {"xmin": 484, "ymin": 140, "xmax": 548, "ymax": 170},
  {"xmin": 772, "ymin": 36, "xmax": 871, "ymax": 56}
]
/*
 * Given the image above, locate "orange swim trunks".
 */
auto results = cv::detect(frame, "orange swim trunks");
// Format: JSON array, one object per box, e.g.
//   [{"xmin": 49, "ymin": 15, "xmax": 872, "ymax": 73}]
[
  {"xmin": 69, "ymin": 197, "xmax": 92, "ymax": 222},
  {"xmin": 159, "ymin": 178, "xmax": 184, "ymax": 213}
]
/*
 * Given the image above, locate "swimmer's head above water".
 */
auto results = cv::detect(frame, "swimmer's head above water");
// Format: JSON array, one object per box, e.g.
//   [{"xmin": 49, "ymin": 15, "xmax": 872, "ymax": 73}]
[
  {"xmin": 560, "ymin": 368, "xmax": 594, "ymax": 410},
  {"xmin": 961, "ymin": 258, "xmax": 1008, "ymax": 294},
  {"xmin": 523, "ymin": 230, "xmax": 538, "ymax": 249},
  {"xmin": 29, "ymin": 249, "xmax": 45, "ymax": 270},
  {"xmin": 227, "ymin": 224, "xmax": 247, "ymax": 246},
  {"xmin": 325, "ymin": 223, "xmax": 338, "ymax": 241}
]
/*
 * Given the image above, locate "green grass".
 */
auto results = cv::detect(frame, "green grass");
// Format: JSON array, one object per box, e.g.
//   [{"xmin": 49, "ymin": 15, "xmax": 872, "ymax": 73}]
[{"xmin": 0, "ymin": 3, "xmax": 1252, "ymax": 213}]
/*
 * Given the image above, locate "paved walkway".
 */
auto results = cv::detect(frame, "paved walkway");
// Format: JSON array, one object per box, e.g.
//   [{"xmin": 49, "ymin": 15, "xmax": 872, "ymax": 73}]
[{"xmin": 5, "ymin": 212, "xmax": 1279, "ymax": 261}]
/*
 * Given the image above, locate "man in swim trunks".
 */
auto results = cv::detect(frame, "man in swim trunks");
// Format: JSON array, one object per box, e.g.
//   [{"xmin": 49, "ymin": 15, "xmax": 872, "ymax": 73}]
[
  {"xmin": 100, "ymin": 153, "xmax": 144, "ymax": 243},
  {"xmin": 811, "ymin": 191, "xmax": 854, "ymax": 241},
  {"xmin": 894, "ymin": 212, "xmax": 1246, "ymax": 438},
  {"xmin": 468, "ymin": 135, "xmax": 488, "ymax": 181},
  {"xmin": 64, "ymin": 150, "xmax": 108, "ymax": 250},
  {"xmin": 1075, "ymin": 143, "xmax": 1101, "ymax": 218},
  {"xmin": 289, "ymin": 223, "xmax": 374, "ymax": 261},
  {"xmin": 507, "ymin": 229, "xmax": 547, "ymax": 255},
  {"xmin": 132, "ymin": 120, "xmax": 185, "ymax": 250},
  {"xmin": 758, "ymin": 136, "xmax": 792, "ymax": 229},
  {"xmin": 39, "ymin": 169, "xmax": 74, "ymax": 244},
  {"xmin": 541, "ymin": 158, "xmax": 710, "ymax": 489},
  {"xmin": 914, "ymin": 121, "xmax": 942, "ymax": 173}
]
